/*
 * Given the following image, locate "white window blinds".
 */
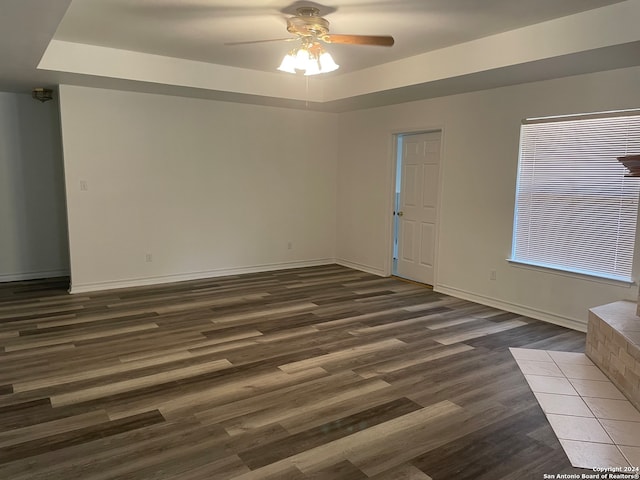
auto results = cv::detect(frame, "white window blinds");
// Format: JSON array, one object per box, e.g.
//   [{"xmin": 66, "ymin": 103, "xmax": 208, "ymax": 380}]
[{"xmin": 511, "ymin": 111, "xmax": 640, "ymax": 282}]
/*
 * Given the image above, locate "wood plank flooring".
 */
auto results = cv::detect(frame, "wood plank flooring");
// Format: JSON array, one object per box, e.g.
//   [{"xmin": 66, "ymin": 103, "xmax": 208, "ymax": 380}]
[{"xmin": 0, "ymin": 265, "xmax": 589, "ymax": 479}]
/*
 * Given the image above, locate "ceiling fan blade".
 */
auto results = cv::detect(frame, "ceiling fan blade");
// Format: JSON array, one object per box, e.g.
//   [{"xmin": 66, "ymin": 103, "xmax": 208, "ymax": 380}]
[
  {"xmin": 224, "ymin": 37, "xmax": 297, "ymax": 46},
  {"xmin": 323, "ymin": 34, "xmax": 394, "ymax": 47}
]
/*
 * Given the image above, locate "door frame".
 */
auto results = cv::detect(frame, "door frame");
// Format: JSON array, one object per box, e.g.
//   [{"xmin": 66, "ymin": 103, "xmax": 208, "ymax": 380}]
[{"xmin": 385, "ymin": 127, "xmax": 446, "ymax": 286}]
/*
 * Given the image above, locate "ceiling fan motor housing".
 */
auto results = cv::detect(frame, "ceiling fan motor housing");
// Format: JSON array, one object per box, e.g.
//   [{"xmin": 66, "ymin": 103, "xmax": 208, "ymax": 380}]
[{"xmin": 287, "ymin": 8, "xmax": 330, "ymax": 38}]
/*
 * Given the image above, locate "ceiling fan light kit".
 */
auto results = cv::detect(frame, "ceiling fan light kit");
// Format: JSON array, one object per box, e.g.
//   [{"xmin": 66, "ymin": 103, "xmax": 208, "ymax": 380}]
[{"xmin": 278, "ymin": 41, "xmax": 339, "ymax": 75}]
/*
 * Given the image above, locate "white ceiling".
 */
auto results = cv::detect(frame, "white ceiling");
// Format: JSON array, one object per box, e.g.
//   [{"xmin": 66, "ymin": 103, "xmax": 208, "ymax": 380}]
[
  {"xmin": 53, "ymin": 0, "xmax": 626, "ymax": 74},
  {"xmin": 2, "ymin": 0, "xmax": 640, "ymax": 111}
]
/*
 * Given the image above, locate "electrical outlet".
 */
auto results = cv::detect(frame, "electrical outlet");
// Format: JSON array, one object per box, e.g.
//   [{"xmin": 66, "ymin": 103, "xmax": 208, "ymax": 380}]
[
  {"xmin": 489, "ymin": 269, "xmax": 497, "ymax": 281},
  {"xmin": 145, "ymin": 253, "xmax": 153, "ymax": 262},
  {"xmin": 80, "ymin": 180, "xmax": 88, "ymax": 191},
  {"xmin": 287, "ymin": 242, "xmax": 293, "ymax": 250}
]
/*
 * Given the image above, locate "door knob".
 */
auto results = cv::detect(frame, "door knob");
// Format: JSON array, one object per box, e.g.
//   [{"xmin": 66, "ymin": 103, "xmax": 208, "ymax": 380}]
[{"xmin": 397, "ymin": 211, "xmax": 404, "ymax": 217}]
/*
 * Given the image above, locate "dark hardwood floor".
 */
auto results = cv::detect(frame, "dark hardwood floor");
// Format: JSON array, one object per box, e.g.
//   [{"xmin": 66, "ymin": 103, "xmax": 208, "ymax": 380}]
[{"xmin": 0, "ymin": 265, "xmax": 588, "ymax": 479}]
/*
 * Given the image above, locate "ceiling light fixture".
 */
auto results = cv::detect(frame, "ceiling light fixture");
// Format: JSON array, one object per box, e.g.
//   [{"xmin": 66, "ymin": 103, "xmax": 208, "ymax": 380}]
[
  {"xmin": 32, "ymin": 88, "xmax": 53, "ymax": 103},
  {"xmin": 278, "ymin": 40, "xmax": 339, "ymax": 76}
]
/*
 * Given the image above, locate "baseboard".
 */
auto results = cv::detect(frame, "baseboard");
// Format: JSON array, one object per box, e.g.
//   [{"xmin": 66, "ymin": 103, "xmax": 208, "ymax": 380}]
[
  {"xmin": 69, "ymin": 258, "xmax": 335, "ymax": 294},
  {"xmin": 0, "ymin": 269, "xmax": 70, "ymax": 283},
  {"xmin": 335, "ymin": 258, "xmax": 386, "ymax": 277},
  {"xmin": 435, "ymin": 284, "xmax": 587, "ymax": 332}
]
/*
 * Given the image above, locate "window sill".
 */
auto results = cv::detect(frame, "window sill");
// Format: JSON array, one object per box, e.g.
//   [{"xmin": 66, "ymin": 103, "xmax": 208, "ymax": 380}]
[{"xmin": 507, "ymin": 259, "xmax": 635, "ymax": 287}]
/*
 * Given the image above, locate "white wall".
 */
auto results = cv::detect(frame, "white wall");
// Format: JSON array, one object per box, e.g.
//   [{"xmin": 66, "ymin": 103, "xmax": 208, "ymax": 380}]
[
  {"xmin": 0, "ymin": 92, "xmax": 69, "ymax": 281},
  {"xmin": 55, "ymin": 68, "xmax": 640, "ymax": 329},
  {"xmin": 336, "ymin": 66, "xmax": 640, "ymax": 330},
  {"xmin": 58, "ymin": 85, "xmax": 337, "ymax": 292}
]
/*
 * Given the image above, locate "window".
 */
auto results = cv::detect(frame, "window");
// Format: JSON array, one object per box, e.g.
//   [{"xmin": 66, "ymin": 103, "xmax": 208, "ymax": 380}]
[{"xmin": 511, "ymin": 110, "xmax": 640, "ymax": 282}]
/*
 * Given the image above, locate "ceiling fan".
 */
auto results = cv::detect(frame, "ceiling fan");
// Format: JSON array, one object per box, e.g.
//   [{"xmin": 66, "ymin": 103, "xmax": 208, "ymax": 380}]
[{"xmin": 225, "ymin": 6, "xmax": 395, "ymax": 75}]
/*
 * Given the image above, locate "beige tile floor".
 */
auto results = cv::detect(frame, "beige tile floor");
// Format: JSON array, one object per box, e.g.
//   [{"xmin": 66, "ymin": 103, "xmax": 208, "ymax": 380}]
[{"xmin": 510, "ymin": 347, "xmax": 640, "ymax": 470}]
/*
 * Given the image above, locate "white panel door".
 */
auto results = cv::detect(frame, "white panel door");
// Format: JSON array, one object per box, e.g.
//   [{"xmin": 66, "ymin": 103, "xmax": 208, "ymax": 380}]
[{"xmin": 397, "ymin": 132, "xmax": 441, "ymax": 285}]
